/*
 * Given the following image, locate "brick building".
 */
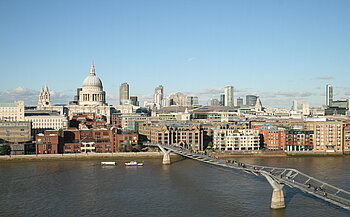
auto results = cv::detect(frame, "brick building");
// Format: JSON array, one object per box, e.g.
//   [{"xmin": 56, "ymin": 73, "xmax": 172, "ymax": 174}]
[
  {"xmin": 36, "ymin": 130, "xmax": 62, "ymax": 154},
  {"xmin": 36, "ymin": 128, "xmax": 138, "ymax": 154},
  {"xmin": 285, "ymin": 129, "xmax": 314, "ymax": 152},
  {"xmin": 343, "ymin": 122, "xmax": 350, "ymax": 153},
  {"xmin": 259, "ymin": 126, "xmax": 286, "ymax": 151},
  {"xmin": 306, "ymin": 121, "xmax": 343, "ymax": 153}
]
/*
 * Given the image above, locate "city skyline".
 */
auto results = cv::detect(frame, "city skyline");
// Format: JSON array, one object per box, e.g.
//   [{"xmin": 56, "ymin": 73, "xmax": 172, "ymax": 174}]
[{"xmin": 1, "ymin": 0, "xmax": 350, "ymax": 107}]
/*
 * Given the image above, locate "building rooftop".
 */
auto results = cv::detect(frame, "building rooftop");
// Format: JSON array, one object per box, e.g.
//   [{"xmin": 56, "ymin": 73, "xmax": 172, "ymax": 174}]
[
  {"xmin": 25, "ymin": 110, "xmax": 61, "ymax": 117},
  {"xmin": 0, "ymin": 102, "xmax": 18, "ymax": 107}
]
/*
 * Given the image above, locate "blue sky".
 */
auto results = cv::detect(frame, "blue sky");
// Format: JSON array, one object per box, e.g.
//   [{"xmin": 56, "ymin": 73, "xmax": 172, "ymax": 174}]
[{"xmin": 1, "ymin": 0, "xmax": 350, "ymax": 107}]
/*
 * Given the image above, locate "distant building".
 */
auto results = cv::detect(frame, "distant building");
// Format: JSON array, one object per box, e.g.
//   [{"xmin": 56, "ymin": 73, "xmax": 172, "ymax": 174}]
[
  {"xmin": 130, "ymin": 96, "xmax": 139, "ymax": 106},
  {"xmin": 325, "ymin": 100, "xmax": 350, "ymax": 115},
  {"xmin": 246, "ymin": 95, "xmax": 258, "ymax": 106},
  {"xmin": 120, "ymin": 82, "xmax": 130, "ymax": 105},
  {"xmin": 154, "ymin": 85, "xmax": 164, "ymax": 108},
  {"xmin": 210, "ymin": 98, "xmax": 220, "ymax": 106},
  {"xmin": 0, "ymin": 101, "xmax": 25, "ymax": 121},
  {"xmin": 326, "ymin": 84, "xmax": 333, "ymax": 106},
  {"xmin": 224, "ymin": 86, "xmax": 234, "ymax": 107},
  {"xmin": 37, "ymin": 85, "xmax": 52, "ymax": 108},
  {"xmin": 186, "ymin": 95, "xmax": 199, "ymax": 106},
  {"xmin": 219, "ymin": 94, "xmax": 225, "ymax": 106},
  {"xmin": 237, "ymin": 97, "xmax": 243, "ymax": 107},
  {"xmin": 291, "ymin": 100, "xmax": 310, "ymax": 116},
  {"xmin": 166, "ymin": 92, "xmax": 186, "ymax": 106}
]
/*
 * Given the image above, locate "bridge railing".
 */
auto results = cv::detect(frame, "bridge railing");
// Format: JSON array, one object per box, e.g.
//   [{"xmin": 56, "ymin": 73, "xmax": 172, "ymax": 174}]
[{"xmin": 146, "ymin": 143, "xmax": 350, "ymax": 210}]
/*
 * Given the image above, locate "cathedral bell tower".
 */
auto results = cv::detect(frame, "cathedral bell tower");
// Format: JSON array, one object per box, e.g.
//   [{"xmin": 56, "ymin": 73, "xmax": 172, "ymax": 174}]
[{"xmin": 38, "ymin": 85, "xmax": 52, "ymax": 108}]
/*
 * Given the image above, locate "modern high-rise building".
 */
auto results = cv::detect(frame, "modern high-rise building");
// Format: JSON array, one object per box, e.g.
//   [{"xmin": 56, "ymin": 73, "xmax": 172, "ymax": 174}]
[
  {"xmin": 154, "ymin": 85, "xmax": 164, "ymax": 107},
  {"xmin": 120, "ymin": 83, "xmax": 130, "ymax": 105},
  {"xmin": 224, "ymin": 86, "xmax": 234, "ymax": 107},
  {"xmin": 186, "ymin": 95, "xmax": 199, "ymax": 106},
  {"xmin": 210, "ymin": 98, "xmax": 220, "ymax": 106},
  {"xmin": 130, "ymin": 96, "xmax": 139, "ymax": 106},
  {"xmin": 219, "ymin": 94, "xmax": 225, "ymax": 106},
  {"xmin": 237, "ymin": 97, "xmax": 243, "ymax": 107},
  {"xmin": 246, "ymin": 95, "xmax": 258, "ymax": 106},
  {"xmin": 326, "ymin": 84, "xmax": 333, "ymax": 106}
]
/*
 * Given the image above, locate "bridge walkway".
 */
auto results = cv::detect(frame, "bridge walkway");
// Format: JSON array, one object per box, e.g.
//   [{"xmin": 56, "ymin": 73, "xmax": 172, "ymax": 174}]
[{"xmin": 151, "ymin": 143, "xmax": 350, "ymax": 211}]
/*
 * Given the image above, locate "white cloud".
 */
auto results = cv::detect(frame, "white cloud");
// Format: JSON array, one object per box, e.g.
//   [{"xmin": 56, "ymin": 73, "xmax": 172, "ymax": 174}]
[
  {"xmin": 0, "ymin": 87, "xmax": 72, "ymax": 106},
  {"xmin": 186, "ymin": 57, "xmax": 196, "ymax": 63},
  {"xmin": 313, "ymin": 75, "xmax": 335, "ymax": 80}
]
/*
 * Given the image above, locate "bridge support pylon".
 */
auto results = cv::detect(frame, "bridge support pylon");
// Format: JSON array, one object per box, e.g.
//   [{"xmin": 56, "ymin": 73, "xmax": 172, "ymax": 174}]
[
  {"xmin": 262, "ymin": 174, "xmax": 285, "ymax": 209},
  {"xmin": 157, "ymin": 145, "xmax": 171, "ymax": 165}
]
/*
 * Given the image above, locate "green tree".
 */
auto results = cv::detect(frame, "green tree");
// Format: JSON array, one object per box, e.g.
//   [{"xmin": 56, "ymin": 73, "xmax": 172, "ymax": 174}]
[{"xmin": 0, "ymin": 145, "xmax": 11, "ymax": 155}]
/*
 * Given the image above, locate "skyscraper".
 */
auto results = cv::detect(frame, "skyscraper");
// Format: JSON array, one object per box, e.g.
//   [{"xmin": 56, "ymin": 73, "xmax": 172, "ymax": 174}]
[
  {"xmin": 154, "ymin": 85, "xmax": 164, "ymax": 107},
  {"xmin": 210, "ymin": 98, "xmax": 220, "ymax": 106},
  {"xmin": 219, "ymin": 94, "xmax": 225, "ymax": 106},
  {"xmin": 326, "ymin": 84, "xmax": 333, "ymax": 106},
  {"xmin": 120, "ymin": 82, "xmax": 129, "ymax": 105},
  {"xmin": 246, "ymin": 95, "xmax": 258, "ymax": 106},
  {"xmin": 130, "ymin": 96, "xmax": 139, "ymax": 106},
  {"xmin": 224, "ymin": 86, "xmax": 234, "ymax": 107},
  {"xmin": 237, "ymin": 97, "xmax": 243, "ymax": 107}
]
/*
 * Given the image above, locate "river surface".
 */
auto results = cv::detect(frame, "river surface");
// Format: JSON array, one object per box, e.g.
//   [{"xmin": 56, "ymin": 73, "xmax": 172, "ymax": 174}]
[{"xmin": 1, "ymin": 156, "xmax": 350, "ymax": 217}]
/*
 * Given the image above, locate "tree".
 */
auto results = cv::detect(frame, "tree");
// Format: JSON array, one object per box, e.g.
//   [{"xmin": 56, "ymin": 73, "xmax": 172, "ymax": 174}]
[{"xmin": 0, "ymin": 145, "xmax": 11, "ymax": 155}]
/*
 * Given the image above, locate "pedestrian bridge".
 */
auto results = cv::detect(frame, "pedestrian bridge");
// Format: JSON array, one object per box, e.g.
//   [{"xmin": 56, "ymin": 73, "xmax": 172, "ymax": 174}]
[{"xmin": 147, "ymin": 143, "xmax": 350, "ymax": 211}]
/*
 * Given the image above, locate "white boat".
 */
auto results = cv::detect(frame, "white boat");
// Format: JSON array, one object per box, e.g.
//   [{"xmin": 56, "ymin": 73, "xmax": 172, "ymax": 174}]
[
  {"xmin": 101, "ymin": 161, "xmax": 116, "ymax": 166},
  {"xmin": 125, "ymin": 161, "xmax": 144, "ymax": 166}
]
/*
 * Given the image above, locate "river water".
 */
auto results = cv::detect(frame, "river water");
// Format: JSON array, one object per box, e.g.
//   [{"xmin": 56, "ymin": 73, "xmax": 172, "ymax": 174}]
[{"xmin": 1, "ymin": 156, "xmax": 350, "ymax": 217}]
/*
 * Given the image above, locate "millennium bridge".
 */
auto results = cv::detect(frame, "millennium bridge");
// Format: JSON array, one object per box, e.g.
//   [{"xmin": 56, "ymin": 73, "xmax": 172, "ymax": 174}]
[{"xmin": 147, "ymin": 143, "xmax": 350, "ymax": 211}]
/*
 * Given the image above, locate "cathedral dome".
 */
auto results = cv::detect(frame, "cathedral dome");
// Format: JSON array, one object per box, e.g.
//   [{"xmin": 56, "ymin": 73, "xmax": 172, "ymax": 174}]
[{"xmin": 82, "ymin": 64, "xmax": 103, "ymax": 89}]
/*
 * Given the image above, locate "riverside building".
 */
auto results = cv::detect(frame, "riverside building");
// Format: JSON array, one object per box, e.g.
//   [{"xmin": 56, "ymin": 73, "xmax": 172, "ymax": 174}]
[
  {"xmin": 0, "ymin": 101, "xmax": 25, "ymax": 121},
  {"xmin": 213, "ymin": 129, "xmax": 260, "ymax": 152},
  {"xmin": 306, "ymin": 121, "xmax": 343, "ymax": 153}
]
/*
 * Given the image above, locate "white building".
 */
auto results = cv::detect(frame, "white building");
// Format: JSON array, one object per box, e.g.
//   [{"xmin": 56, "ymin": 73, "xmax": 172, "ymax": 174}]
[
  {"xmin": 79, "ymin": 64, "xmax": 106, "ymax": 106},
  {"xmin": 0, "ymin": 101, "xmax": 25, "ymax": 121},
  {"xmin": 326, "ymin": 84, "xmax": 333, "ymax": 106},
  {"xmin": 291, "ymin": 100, "xmax": 310, "ymax": 116},
  {"xmin": 154, "ymin": 85, "xmax": 164, "ymax": 108},
  {"xmin": 186, "ymin": 95, "xmax": 199, "ymax": 106},
  {"xmin": 25, "ymin": 110, "xmax": 68, "ymax": 134},
  {"xmin": 224, "ymin": 86, "xmax": 234, "ymax": 107},
  {"xmin": 213, "ymin": 129, "xmax": 260, "ymax": 151}
]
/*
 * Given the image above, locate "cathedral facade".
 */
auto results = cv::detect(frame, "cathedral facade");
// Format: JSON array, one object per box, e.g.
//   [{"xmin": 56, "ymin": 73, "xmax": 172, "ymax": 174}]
[{"xmin": 37, "ymin": 63, "xmax": 112, "ymax": 124}]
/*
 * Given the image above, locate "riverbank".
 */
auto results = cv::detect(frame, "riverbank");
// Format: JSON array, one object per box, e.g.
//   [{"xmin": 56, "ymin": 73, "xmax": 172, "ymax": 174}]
[
  {"xmin": 0, "ymin": 151, "xmax": 347, "ymax": 162},
  {"xmin": 212, "ymin": 151, "xmax": 346, "ymax": 158},
  {"xmin": 0, "ymin": 152, "xmax": 180, "ymax": 162}
]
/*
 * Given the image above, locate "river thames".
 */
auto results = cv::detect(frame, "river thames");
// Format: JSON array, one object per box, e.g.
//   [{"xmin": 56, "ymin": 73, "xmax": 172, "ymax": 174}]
[{"xmin": 1, "ymin": 156, "xmax": 350, "ymax": 217}]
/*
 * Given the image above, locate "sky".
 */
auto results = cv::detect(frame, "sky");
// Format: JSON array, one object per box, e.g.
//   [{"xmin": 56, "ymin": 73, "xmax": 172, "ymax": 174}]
[{"xmin": 1, "ymin": 0, "xmax": 350, "ymax": 108}]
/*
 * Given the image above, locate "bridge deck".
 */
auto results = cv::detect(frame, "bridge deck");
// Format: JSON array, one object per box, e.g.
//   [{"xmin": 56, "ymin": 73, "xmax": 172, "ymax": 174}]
[{"xmin": 150, "ymin": 143, "xmax": 350, "ymax": 211}]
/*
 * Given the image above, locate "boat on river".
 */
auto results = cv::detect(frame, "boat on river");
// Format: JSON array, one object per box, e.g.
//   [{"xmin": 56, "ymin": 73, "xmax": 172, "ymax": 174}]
[
  {"xmin": 101, "ymin": 162, "xmax": 116, "ymax": 166},
  {"xmin": 125, "ymin": 161, "xmax": 144, "ymax": 166}
]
